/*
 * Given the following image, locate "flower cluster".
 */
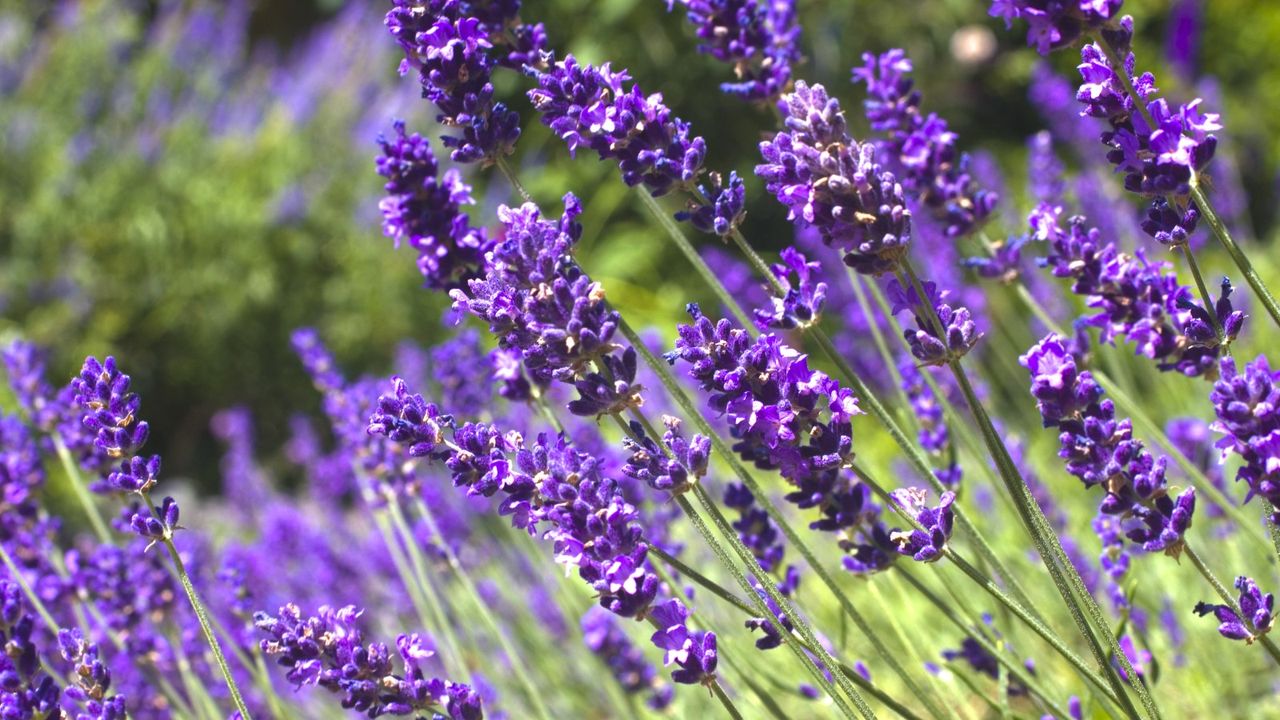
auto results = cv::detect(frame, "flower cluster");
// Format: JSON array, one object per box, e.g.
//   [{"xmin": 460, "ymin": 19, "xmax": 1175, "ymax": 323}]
[
  {"xmin": 989, "ymin": 0, "xmax": 1123, "ymax": 54},
  {"xmin": 757, "ymin": 81, "xmax": 912, "ymax": 274},
  {"xmin": 649, "ymin": 599, "xmax": 718, "ymax": 686},
  {"xmin": 1194, "ymin": 576, "xmax": 1275, "ymax": 644},
  {"xmin": 853, "ymin": 49, "xmax": 998, "ymax": 238},
  {"xmin": 57, "ymin": 628, "xmax": 128, "ymax": 719},
  {"xmin": 679, "ymin": 171, "xmax": 747, "ymax": 237},
  {"xmin": 581, "ymin": 607, "xmax": 673, "ymax": 709},
  {"xmin": 888, "ymin": 488, "xmax": 956, "ymax": 562},
  {"xmin": 255, "ymin": 604, "xmax": 483, "ymax": 718},
  {"xmin": 668, "ymin": 0, "xmax": 802, "ymax": 102},
  {"xmin": 1210, "ymin": 356, "xmax": 1280, "ymax": 522},
  {"xmin": 0, "ymin": 582, "xmax": 61, "ymax": 719},
  {"xmin": 622, "ymin": 416, "xmax": 712, "ymax": 494},
  {"xmin": 886, "ymin": 278, "xmax": 980, "ymax": 366},
  {"xmin": 1021, "ymin": 334, "xmax": 1196, "ymax": 553},
  {"xmin": 376, "ymin": 121, "xmax": 492, "ymax": 289},
  {"xmin": 526, "ymin": 56, "xmax": 712, "ymax": 201},
  {"xmin": 1039, "ymin": 212, "xmax": 1243, "ymax": 376},
  {"xmin": 754, "ymin": 247, "xmax": 829, "ymax": 330},
  {"xmin": 384, "ymin": 2, "xmax": 524, "ymax": 162},
  {"xmin": 70, "ymin": 357, "xmax": 183, "ymax": 544},
  {"xmin": 1071, "ymin": 18, "xmax": 1220, "ymax": 245},
  {"xmin": 669, "ymin": 307, "xmax": 903, "ymax": 573}
]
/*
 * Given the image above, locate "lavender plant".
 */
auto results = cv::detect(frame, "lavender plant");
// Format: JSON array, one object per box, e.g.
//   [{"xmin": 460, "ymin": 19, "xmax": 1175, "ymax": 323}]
[{"xmin": 5, "ymin": 0, "xmax": 1280, "ymax": 718}]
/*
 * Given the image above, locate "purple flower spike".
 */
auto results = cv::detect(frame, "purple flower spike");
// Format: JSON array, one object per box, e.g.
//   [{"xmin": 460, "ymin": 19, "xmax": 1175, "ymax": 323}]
[
  {"xmin": 527, "ymin": 55, "xmax": 708, "ymax": 198},
  {"xmin": 58, "ymin": 628, "xmax": 127, "ymax": 720},
  {"xmin": 754, "ymin": 247, "xmax": 829, "ymax": 330},
  {"xmin": 71, "ymin": 356, "xmax": 150, "ymax": 460},
  {"xmin": 852, "ymin": 49, "xmax": 998, "ymax": 237},
  {"xmin": 886, "ymin": 279, "xmax": 980, "ymax": 366},
  {"xmin": 649, "ymin": 599, "xmax": 718, "ymax": 686},
  {"xmin": 1194, "ymin": 576, "xmax": 1275, "ymax": 643},
  {"xmin": 376, "ymin": 121, "xmax": 492, "ymax": 289},
  {"xmin": 366, "ymin": 377, "xmax": 452, "ymax": 459},
  {"xmin": 757, "ymin": 81, "xmax": 912, "ymax": 275},
  {"xmin": 1211, "ymin": 356, "xmax": 1280, "ymax": 521},
  {"xmin": 889, "ymin": 489, "xmax": 955, "ymax": 562},
  {"xmin": 668, "ymin": 0, "xmax": 801, "ymax": 102},
  {"xmin": 623, "ymin": 416, "xmax": 711, "ymax": 494}
]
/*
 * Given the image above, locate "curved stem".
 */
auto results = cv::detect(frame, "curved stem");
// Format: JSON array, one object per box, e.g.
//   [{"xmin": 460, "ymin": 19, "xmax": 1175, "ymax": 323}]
[{"xmin": 144, "ymin": 494, "xmax": 251, "ymax": 719}]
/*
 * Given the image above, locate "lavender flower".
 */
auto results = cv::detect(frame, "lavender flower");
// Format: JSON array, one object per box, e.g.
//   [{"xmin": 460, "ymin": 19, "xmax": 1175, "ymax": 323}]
[
  {"xmin": 1021, "ymin": 335, "xmax": 1196, "ymax": 554},
  {"xmin": 57, "ymin": 628, "xmax": 128, "ymax": 719},
  {"xmin": 376, "ymin": 120, "xmax": 492, "ymax": 289},
  {"xmin": 754, "ymin": 247, "xmax": 829, "ymax": 330},
  {"xmin": 0, "ymin": 582, "xmax": 61, "ymax": 719},
  {"xmin": 1193, "ymin": 576, "xmax": 1275, "ymax": 644},
  {"xmin": 888, "ymin": 488, "xmax": 955, "ymax": 562},
  {"xmin": 757, "ymin": 81, "xmax": 912, "ymax": 274},
  {"xmin": 385, "ymin": 5, "xmax": 520, "ymax": 163},
  {"xmin": 853, "ymin": 49, "xmax": 998, "ymax": 237},
  {"xmin": 622, "ymin": 416, "xmax": 712, "ymax": 494},
  {"xmin": 670, "ymin": 307, "xmax": 897, "ymax": 573},
  {"xmin": 680, "ymin": 171, "xmax": 747, "ymax": 237},
  {"xmin": 668, "ymin": 0, "xmax": 802, "ymax": 102},
  {"xmin": 526, "ymin": 55, "xmax": 707, "ymax": 198},
  {"xmin": 649, "ymin": 599, "xmax": 718, "ymax": 686},
  {"xmin": 886, "ymin": 278, "xmax": 980, "ymax": 366},
  {"xmin": 989, "ymin": 1, "xmax": 1123, "ymax": 54},
  {"xmin": 1210, "ymin": 356, "xmax": 1280, "ymax": 521},
  {"xmin": 1039, "ymin": 212, "xmax": 1242, "ymax": 376},
  {"xmin": 255, "ymin": 604, "xmax": 483, "ymax": 718}
]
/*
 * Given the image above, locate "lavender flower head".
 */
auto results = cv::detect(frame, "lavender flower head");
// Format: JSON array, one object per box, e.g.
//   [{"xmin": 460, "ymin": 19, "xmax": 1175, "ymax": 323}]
[
  {"xmin": 889, "ymin": 488, "xmax": 956, "ymax": 563},
  {"xmin": 581, "ymin": 607, "xmax": 673, "ymax": 709},
  {"xmin": 1021, "ymin": 335, "xmax": 1196, "ymax": 554},
  {"xmin": 1194, "ymin": 576, "xmax": 1275, "ymax": 644},
  {"xmin": 668, "ymin": 0, "xmax": 802, "ymax": 102},
  {"xmin": 385, "ymin": 3, "xmax": 521, "ymax": 163},
  {"xmin": 757, "ymin": 81, "xmax": 912, "ymax": 274},
  {"xmin": 649, "ymin": 599, "xmax": 718, "ymax": 686},
  {"xmin": 377, "ymin": 120, "xmax": 492, "ymax": 289},
  {"xmin": 853, "ymin": 49, "xmax": 998, "ymax": 238},
  {"xmin": 1210, "ymin": 356, "xmax": 1280, "ymax": 522},
  {"xmin": 886, "ymin": 278, "xmax": 980, "ymax": 366},
  {"xmin": 754, "ymin": 247, "xmax": 829, "ymax": 330}
]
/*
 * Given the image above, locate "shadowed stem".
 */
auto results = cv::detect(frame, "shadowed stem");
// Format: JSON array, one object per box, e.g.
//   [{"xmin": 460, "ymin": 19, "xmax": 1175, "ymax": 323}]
[
  {"xmin": 142, "ymin": 493, "xmax": 252, "ymax": 719},
  {"xmin": 1183, "ymin": 543, "xmax": 1280, "ymax": 665},
  {"xmin": 649, "ymin": 545, "xmax": 935, "ymax": 720},
  {"xmin": 603, "ymin": 411, "xmax": 869, "ymax": 720},
  {"xmin": 898, "ymin": 267, "xmax": 1151, "ymax": 720}
]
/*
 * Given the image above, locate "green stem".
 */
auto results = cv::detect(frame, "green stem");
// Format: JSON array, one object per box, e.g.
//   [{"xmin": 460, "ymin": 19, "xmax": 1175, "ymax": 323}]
[
  {"xmin": 710, "ymin": 681, "xmax": 746, "ymax": 720},
  {"xmin": 495, "ymin": 155, "xmax": 534, "ymax": 203},
  {"xmin": 144, "ymin": 495, "xmax": 251, "ymax": 719},
  {"xmin": 634, "ymin": 190, "xmax": 755, "ymax": 331},
  {"xmin": 409, "ymin": 496, "xmax": 555, "ymax": 720},
  {"xmin": 898, "ymin": 257, "xmax": 1154, "ymax": 720},
  {"xmin": 51, "ymin": 433, "xmax": 112, "ymax": 543},
  {"xmin": 1184, "ymin": 543, "xmax": 1280, "ymax": 665}
]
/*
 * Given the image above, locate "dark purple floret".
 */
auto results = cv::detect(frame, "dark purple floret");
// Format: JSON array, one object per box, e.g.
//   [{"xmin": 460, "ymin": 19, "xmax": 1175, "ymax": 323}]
[
  {"xmin": 649, "ymin": 599, "xmax": 718, "ymax": 686},
  {"xmin": 886, "ymin": 278, "xmax": 980, "ymax": 366},
  {"xmin": 989, "ymin": 0, "xmax": 1123, "ymax": 54},
  {"xmin": 1210, "ymin": 356, "xmax": 1280, "ymax": 521},
  {"xmin": 1038, "ymin": 212, "xmax": 1241, "ymax": 376},
  {"xmin": 1141, "ymin": 197, "xmax": 1199, "ymax": 247},
  {"xmin": 527, "ymin": 55, "xmax": 707, "ymax": 198},
  {"xmin": 888, "ymin": 488, "xmax": 955, "ymax": 562},
  {"xmin": 376, "ymin": 120, "xmax": 492, "ymax": 289},
  {"xmin": 386, "ymin": 5, "xmax": 521, "ymax": 163},
  {"xmin": 667, "ymin": 0, "xmax": 801, "ymax": 102},
  {"xmin": 1193, "ymin": 576, "xmax": 1275, "ymax": 643},
  {"xmin": 757, "ymin": 81, "xmax": 912, "ymax": 274},
  {"xmin": 567, "ymin": 348, "xmax": 643, "ymax": 417},
  {"xmin": 754, "ymin": 247, "xmax": 828, "ymax": 330},
  {"xmin": 71, "ymin": 356, "xmax": 149, "ymax": 460},
  {"xmin": 622, "ymin": 416, "xmax": 711, "ymax": 494},
  {"xmin": 367, "ymin": 376, "xmax": 453, "ymax": 459},
  {"xmin": 852, "ymin": 49, "xmax": 998, "ymax": 238},
  {"xmin": 743, "ymin": 580, "xmax": 795, "ymax": 650},
  {"xmin": 255, "ymin": 604, "xmax": 483, "ymax": 718},
  {"xmin": 581, "ymin": 607, "xmax": 673, "ymax": 709},
  {"xmin": 679, "ymin": 171, "xmax": 747, "ymax": 237},
  {"xmin": 1021, "ymin": 334, "xmax": 1197, "ymax": 554},
  {"xmin": 129, "ymin": 496, "xmax": 181, "ymax": 548}
]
